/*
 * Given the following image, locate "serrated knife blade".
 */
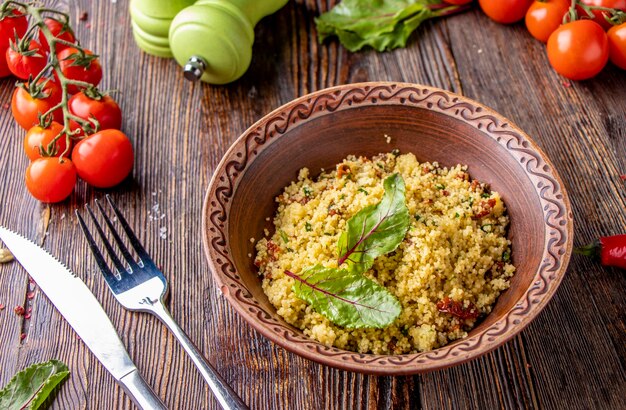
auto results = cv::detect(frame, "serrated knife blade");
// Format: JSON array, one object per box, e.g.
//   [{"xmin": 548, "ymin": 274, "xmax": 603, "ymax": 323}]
[{"xmin": 0, "ymin": 226, "xmax": 166, "ymax": 410}]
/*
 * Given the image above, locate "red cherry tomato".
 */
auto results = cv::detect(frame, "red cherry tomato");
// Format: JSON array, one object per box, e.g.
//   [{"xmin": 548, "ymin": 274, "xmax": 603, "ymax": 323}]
[
  {"xmin": 445, "ymin": 0, "xmax": 473, "ymax": 4},
  {"xmin": 23, "ymin": 121, "xmax": 70, "ymax": 160},
  {"xmin": 57, "ymin": 47, "xmax": 102, "ymax": 94},
  {"xmin": 25, "ymin": 157, "xmax": 76, "ymax": 203},
  {"xmin": 547, "ymin": 20, "xmax": 609, "ymax": 80},
  {"xmin": 525, "ymin": 0, "xmax": 570, "ymax": 42},
  {"xmin": 608, "ymin": 23, "xmax": 626, "ymax": 69},
  {"xmin": 479, "ymin": 0, "xmax": 533, "ymax": 23},
  {"xmin": 6, "ymin": 39, "xmax": 48, "ymax": 80},
  {"xmin": 0, "ymin": 8, "xmax": 28, "ymax": 77},
  {"xmin": 69, "ymin": 92, "xmax": 122, "ymax": 135},
  {"xmin": 11, "ymin": 78, "xmax": 63, "ymax": 130},
  {"xmin": 72, "ymin": 129, "xmax": 134, "ymax": 188},
  {"xmin": 38, "ymin": 18, "xmax": 76, "ymax": 52},
  {"xmin": 578, "ymin": 0, "xmax": 626, "ymax": 30}
]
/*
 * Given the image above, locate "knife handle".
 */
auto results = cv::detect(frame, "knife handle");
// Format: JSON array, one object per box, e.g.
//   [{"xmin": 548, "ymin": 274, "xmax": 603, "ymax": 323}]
[{"xmin": 119, "ymin": 369, "xmax": 168, "ymax": 410}]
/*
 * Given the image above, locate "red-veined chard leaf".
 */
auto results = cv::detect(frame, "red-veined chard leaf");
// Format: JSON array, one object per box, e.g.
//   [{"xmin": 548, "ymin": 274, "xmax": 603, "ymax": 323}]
[
  {"xmin": 0, "ymin": 359, "xmax": 69, "ymax": 410},
  {"xmin": 337, "ymin": 173, "xmax": 410, "ymax": 274},
  {"xmin": 285, "ymin": 265, "xmax": 401, "ymax": 328},
  {"xmin": 315, "ymin": 0, "xmax": 462, "ymax": 52}
]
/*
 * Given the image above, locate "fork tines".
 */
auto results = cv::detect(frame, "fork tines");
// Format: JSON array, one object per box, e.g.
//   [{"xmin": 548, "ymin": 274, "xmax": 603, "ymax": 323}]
[{"xmin": 76, "ymin": 196, "xmax": 156, "ymax": 294}]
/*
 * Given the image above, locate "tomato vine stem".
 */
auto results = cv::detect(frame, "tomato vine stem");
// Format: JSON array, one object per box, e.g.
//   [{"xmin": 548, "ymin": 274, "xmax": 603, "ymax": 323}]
[{"xmin": 2, "ymin": 0, "xmax": 101, "ymax": 160}]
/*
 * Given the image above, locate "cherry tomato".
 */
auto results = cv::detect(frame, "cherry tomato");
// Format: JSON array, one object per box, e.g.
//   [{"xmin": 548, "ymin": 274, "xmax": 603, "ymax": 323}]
[
  {"xmin": 6, "ymin": 39, "xmax": 48, "ymax": 80},
  {"xmin": 445, "ymin": 0, "xmax": 473, "ymax": 4},
  {"xmin": 0, "ymin": 9, "xmax": 28, "ymax": 77},
  {"xmin": 72, "ymin": 130, "xmax": 134, "ymax": 188},
  {"xmin": 608, "ymin": 23, "xmax": 626, "ymax": 69},
  {"xmin": 69, "ymin": 92, "xmax": 122, "ymax": 135},
  {"xmin": 11, "ymin": 78, "xmax": 63, "ymax": 130},
  {"xmin": 547, "ymin": 20, "xmax": 609, "ymax": 80},
  {"xmin": 479, "ymin": 0, "xmax": 533, "ymax": 23},
  {"xmin": 38, "ymin": 18, "xmax": 76, "ymax": 52},
  {"xmin": 57, "ymin": 47, "xmax": 102, "ymax": 94},
  {"xmin": 525, "ymin": 0, "xmax": 570, "ymax": 42},
  {"xmin": 23, "ymin": 121, "xmax": 70, "ymax": 160},
  {"xmin": 25, "ymin": 157, "xmax": 76, "ymax": 203},
  {"xmin": 578, "ymin": 0, "xmax": 626, "ymax": 30}
]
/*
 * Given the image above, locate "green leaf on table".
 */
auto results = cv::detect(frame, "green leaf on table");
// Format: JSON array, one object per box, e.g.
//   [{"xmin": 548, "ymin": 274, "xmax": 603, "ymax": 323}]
[
  {"xmin": 337, "ymin": 173, "xmax": 410, "ymax": 274},
  {"xmin": 0, "ymin": 360, "xmax": 70, "ymax": 410},
  {"xmin": 285, "ymin": 265, "xmax": 401, "ymax": 328},
  {"xmin": 315, "ymin": 0, "xmax": 446, "ymax": 52}
]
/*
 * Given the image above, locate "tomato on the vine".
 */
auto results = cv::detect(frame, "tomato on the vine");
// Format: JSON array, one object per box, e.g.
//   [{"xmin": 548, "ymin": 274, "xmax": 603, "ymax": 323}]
[
  {"xmin": 57, "ymin": 47, "xmax": 102, "ymax": 94},
  {"xmin": 547, "ymin": 20, "xmax": 609, "ymax": 80},
  {"xmin": 525, "ymin": 0, "xmax": 570, "ymax": 42},
  {"xmin": 23, "ymin": 121, "xmax": 69, "ymax": 160},
  {"xmin": 608, "ymin": 22, "xmax": 626, "ymax": 69},
  {"xmin": 6, "ymin": 39, "xmax": 48, "ymax": 80},
  {"xmin": 578, "ymin": 0, "xmax": 626, "ymax": 30},
  {"xmin": 38, "ymin": 17, "xmax": 76, "ymax": 52},
  {"xmin": 69, "ymin": 91, "xmax": 122, "ymax": 135},
  {"xmin": 72, "ymin": 129, "xmax": 134, "ymax": 188},
  {"xmin": 25, "ymin": 157, "xmax": 76, "ymax": 203},
  {"xmin": 0, "ymin": 8, "xmax": 28, "ymax": 77},
  {"xmin": 11, "ymin": 78, "xmax": 63, "ymax": 130},
  {"xmin": 479, "ymin": 0, "xmax": 533, "ymax": 23}
]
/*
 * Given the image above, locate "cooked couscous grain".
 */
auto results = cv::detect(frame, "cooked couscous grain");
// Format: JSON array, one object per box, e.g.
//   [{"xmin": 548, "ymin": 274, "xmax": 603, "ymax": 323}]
[{"xmin": 254, "ymin": 153, "xmax": 515, "ymax": 354}]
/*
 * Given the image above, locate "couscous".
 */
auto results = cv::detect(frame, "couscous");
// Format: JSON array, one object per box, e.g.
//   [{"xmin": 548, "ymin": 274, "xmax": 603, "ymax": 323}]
[{"xmin": 254, "ymin": 152, "xmax": 515, "ymax": 354}]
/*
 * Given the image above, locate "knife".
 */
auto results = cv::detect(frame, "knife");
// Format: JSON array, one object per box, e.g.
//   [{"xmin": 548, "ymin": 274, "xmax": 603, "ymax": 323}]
[{"xmin": 0, "ymin": 227, "xmax": 167, "ymax": 410}]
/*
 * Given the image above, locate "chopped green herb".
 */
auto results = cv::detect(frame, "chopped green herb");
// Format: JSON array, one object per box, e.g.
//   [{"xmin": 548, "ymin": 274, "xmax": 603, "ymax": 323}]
[
  {"xmin": 469, "ymin": 198, "xmax": 474, "ymax": 206},
  {"xmin": 415, "ymin": 214, "xmax": 421, "ymax": 221},
  {"xmin": 357, "ymin": 187, "xmax": 369, "ymax": 195},
  {"xmin": 481, "ymin": 224, "xmax": 493, "ymax": 233},
  {"xmin": 324, "ymin": 232, "xmax": 333, "ymax": 236},
  {"xmin": 391, "ymin": 148, "xmax": 400, "ymax": 156},
  {"xmin": 376, "ymin": 163, "xmax": 384, "ymax": 169},
  {"xmin": 502, "ymin": 250, "xmax": 510, "ymax": 261},
  {"xmin": 303, "ymin": 186, "xmax": 313, "ymax": 197},
  {"xmin": 454, "ymin": 212, "xmax": 460, "ymax": 218},
  {"xmin": 279, "ymin": 230, "xmax": 289, "ymax": 243},
  {"xmin": 481, "ymin": 192, "xmax": 491, "ymax": 198},
  {"xmin": 305, "ymin": 222, "xmax": 312, "ymax": 232},
  {"xmin": 287, "ymin": 248, "xmax": 295, "ymax": 253},
  {"xmin": 436, "ymin": 184, "xmax": 445, "ymax": 190}
]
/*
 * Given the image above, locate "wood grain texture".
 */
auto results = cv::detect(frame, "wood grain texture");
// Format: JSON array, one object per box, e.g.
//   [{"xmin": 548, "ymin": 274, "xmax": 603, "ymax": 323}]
[{"xmin": 0, "ymin": 0, "xmax": 623, "ymax": 409}]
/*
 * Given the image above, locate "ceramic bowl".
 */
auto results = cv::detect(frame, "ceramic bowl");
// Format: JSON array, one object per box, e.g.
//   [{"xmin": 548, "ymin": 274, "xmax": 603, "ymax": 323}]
[{"xmin": 201, "ymin": 82, "xmax": 573, "ymax": 374}]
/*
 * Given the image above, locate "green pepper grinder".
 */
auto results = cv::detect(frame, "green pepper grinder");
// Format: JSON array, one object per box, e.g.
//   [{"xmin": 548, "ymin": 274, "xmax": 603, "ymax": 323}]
[
  {"xmin": 169, "ymin": 0, "xmax": 289, "ymax": 84},
  {"xmin": 129, "ymin": 0, "xmax": 196, "ymax": 58}
]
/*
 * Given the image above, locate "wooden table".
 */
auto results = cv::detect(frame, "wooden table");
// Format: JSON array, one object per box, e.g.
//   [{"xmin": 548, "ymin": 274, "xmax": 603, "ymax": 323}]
[{"xmin": 0, "ymin": 1, "xmax": 624, "ymax": 409}]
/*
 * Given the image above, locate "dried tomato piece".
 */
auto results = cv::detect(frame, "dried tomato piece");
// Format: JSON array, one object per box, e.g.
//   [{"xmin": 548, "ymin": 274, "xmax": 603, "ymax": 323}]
[
  {"xmin": 436, "ymin": 297, "xmax": 479, "ymax": 320},
  {"xmin": 337, "ymin": 164, "xmax": 351, "ymax": 178}
]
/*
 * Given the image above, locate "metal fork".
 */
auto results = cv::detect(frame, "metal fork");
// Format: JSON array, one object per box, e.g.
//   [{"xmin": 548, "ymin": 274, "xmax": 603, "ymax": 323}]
[{"xmin": 76, "ymin": 196, "xmax": 248, "ymax": 410}]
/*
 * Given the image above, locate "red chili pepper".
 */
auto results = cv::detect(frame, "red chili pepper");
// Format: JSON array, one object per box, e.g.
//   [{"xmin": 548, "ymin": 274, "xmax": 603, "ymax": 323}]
[{"xmin": 575, "ymin": 235, "xmax": 626, "ymax": 270}]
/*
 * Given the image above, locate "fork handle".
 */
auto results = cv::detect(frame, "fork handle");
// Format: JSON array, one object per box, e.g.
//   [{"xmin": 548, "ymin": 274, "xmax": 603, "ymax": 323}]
[
  {"xmin": 151, "ymin": 302, "xmax": 248, "ymax": 410},
  {"xmin": 118, "ymin": 369, "xmax": 168, "ymax": 410}
]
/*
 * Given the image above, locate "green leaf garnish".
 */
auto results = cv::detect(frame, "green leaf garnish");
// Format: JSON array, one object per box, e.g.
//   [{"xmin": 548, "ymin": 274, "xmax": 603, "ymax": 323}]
[
  {"xmin": 337, "ymin": 173, "xmax": 410, "ymax": 274},
  {"xmin": 279, "ymin": 230, "xmax": 289, "ymax": 243},
  {"xmin": 0, "ymin": 360, "xmax": 70, "ymax": 410},
  {"xmin": 305, "ymin": 222, "xmax": 312, "ymax": 232},
  {"xmin": 285, "ymin": 265, "xmax": 401, "ymax": 329},
  {"xmin": 315, "ymin": 0, "xmax": 462, "ymax": 52}
]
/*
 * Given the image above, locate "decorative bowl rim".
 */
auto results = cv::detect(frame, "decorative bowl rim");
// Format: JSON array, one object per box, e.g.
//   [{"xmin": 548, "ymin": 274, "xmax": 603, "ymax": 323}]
[{"xmin": 201, "ymin": 81, "xmax": 573, "ymax": 375}]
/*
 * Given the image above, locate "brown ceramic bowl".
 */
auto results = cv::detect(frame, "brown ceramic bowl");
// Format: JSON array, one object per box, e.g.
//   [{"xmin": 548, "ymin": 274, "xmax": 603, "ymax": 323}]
[{"xmin": 202, "ymin": 82, "xmax": 573, "ymax": 375}]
